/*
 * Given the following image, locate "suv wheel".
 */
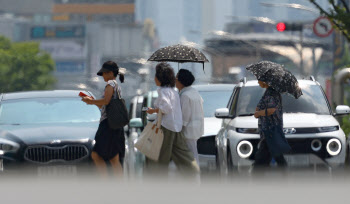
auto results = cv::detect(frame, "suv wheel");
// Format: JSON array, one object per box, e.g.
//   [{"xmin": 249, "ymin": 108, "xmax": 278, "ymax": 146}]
[
  {"xmin": 227, "ymin": 146, "xmax": 234, "ymax": 170},
  {"xmin": 215, "ymin": 148, "xmax": 220, "ymax": 171}
]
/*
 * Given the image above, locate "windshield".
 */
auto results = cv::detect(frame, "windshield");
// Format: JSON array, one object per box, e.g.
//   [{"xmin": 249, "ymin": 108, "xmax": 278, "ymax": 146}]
[
  {"xmin": 136, "ymin": 102, "xmax": 143, "ymax": 118},
  {"xmin": 236, "ymin": 84, "xmax": 331, "ymax": 116},
  {"xmin": 199, "ymin": 91, "xmax": 233, "ymax": 117},
  {"xmin": 0, "ymin": 98, "xmax": 100, "ymax": 125}
]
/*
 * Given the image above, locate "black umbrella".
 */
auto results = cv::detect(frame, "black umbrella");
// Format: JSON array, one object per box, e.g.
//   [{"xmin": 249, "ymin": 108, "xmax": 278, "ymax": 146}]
[
  {"xmin": 148, "ymin": 44, "xmax": 209, "ymax": 70},
  {"xmin": 246, "ymin": 61, "xmax": 281, "ymax": 80},
  {"xmin": 246, "ymin": 61, "xmax": 303, "ymax": 99}
]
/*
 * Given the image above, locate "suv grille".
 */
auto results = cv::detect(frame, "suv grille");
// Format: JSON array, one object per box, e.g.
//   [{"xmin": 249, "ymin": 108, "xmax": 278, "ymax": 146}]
[
  {"xmin": 197, "ymin": 136, "xmax": 216, "ymax": 155},
  {"xmin": 246, "ymin": 137, "xmax": 334, "ymax": 160},
  {"xmin": 24, "ymin": 145, "xmax": 89, "ymax": 163}
]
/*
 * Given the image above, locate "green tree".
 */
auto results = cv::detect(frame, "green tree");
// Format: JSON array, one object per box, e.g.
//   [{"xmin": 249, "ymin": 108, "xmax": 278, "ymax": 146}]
[
  {"xmin": 0, "ymin": 36, "xmax": 56, "ymax": 92},
  {"xmin": 309, "ymin": 0, "xmax": 350, "ymax": 42},
  {"xmin": 309, "ymin": 1, "xmax": 350, "ymax": 137}
]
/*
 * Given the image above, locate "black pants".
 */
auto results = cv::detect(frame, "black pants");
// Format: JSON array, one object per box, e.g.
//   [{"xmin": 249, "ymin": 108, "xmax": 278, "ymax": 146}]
[{"xmin": 253, "ymin": 138, "xmax": 287, "ymax": 167}]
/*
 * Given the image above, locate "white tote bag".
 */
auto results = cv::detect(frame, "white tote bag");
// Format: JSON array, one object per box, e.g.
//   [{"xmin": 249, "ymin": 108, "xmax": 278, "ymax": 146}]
[{"xmin": 134, "ymin": 110, "xmax": 164, "ymax": 161}]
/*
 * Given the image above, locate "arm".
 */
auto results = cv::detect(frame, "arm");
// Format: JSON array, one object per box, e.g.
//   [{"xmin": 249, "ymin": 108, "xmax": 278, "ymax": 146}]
[
  {"xmin": 254, "ymin": 95, "xmax": 279, "ymax": 118},
  {"xmin": 82, "ymin": 85, "xmax": 114, "ymax": 107},
  {"xmin": 254, "ymin": 108, "xmax": 276, "ymax": 118},
  {"xmin": 150, "ymin": 89, "xmax": 172, "ymax": 114},
  {"xmin": 146, "ymin": 108, "xmax": 159, "ymax": 114}
]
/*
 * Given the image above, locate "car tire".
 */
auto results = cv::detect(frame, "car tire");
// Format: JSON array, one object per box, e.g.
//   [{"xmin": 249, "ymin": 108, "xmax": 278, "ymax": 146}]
[
  {"xmin": 346, "ymin": 144, "xmax": 350, "ymax": 167},
  {"xmin": 215, "ymin": 148, "xmax": 219, "ymax": 167},
  {"xmin": 227, "ymin": 146, "xmax": 234, "ymax": 171}
]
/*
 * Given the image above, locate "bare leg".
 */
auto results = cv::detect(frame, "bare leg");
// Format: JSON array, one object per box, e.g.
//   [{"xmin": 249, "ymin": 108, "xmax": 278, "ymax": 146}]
[
  {"xmin": 109, "ymin": 154, "xmax": 123, "ymax": 176},
  {"xmin": 91, "ymin": 151, "xmax": 108, "ymax": 177}
]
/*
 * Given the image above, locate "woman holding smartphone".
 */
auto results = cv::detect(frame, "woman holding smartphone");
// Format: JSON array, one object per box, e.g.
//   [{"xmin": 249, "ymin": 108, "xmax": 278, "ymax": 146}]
[{"xmin": 81, "ymin": 61, "xmax": 126, "ymax": 176}]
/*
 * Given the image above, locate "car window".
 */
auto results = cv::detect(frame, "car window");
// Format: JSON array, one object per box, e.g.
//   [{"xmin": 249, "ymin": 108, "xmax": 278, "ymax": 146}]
[
  {"xmin": 235, "ymin": 84, "xmax": 331, "ymax": 116},
  {"xmin": 226, "ymin": 88, "xmax": 235, "ymax": 109},
  {"xmin": 129, "ymin": 102, "xmax": 134, "ymax": 119},
  {"xmin": 0, "ymin": 98, "xmax": 100, "ymax": 124},
  {"xmin": 229, "ymin": 88, "xmax": 240, "ymax": 116},
  {"xmin": 141, "ymin": 96, "xmax": 148, "ymax": 126},
  {"xmin": 142, "ymin": 96, "xmax": 148, "ymax": 108},
  {"xmin": 199, "ymin": 90, "xmax": 233, "ymax": 117},
  {"xmin": 236, "ymin": 87, "xmax": 264, "ymax": 116},
  {"xmin": 150, "ymin": 96, "xmax": 157, "ymax": 108},
  {"xmin": 136, "ymin": 102, "xmax": 143, "ymax": 118},
  {"xmin": 282, "ymin": 85, "xmax": 331, "ymax": 114}
]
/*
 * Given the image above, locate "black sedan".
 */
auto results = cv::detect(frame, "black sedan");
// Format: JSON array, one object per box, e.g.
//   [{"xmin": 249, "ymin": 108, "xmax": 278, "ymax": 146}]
[{"xmin": 0, "ymin": 90, "xmax": 100, "ymax": 173}]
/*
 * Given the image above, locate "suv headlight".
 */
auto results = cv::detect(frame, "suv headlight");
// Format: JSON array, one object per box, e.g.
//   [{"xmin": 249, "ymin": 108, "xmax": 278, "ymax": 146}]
[
  {"xmin": 236, "ymin": 128, "xmax": 259, "ymax": 134},
  {"xmin": 0, "ymin": 138, "xmax": 20, "ymax": 154},
  {"xmin": 318, "ymin": 126, "xmax": 339, "ymax": 133}
]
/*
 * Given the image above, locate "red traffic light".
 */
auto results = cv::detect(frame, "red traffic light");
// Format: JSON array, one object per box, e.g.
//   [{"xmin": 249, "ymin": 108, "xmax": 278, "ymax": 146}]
[
  {"xmin": 276, "ymin": 22, "xmax": 303, "ymax": 31},
  {"xmin": 276, "ymin": 22, "xmax": 286, "ymax": 32}
]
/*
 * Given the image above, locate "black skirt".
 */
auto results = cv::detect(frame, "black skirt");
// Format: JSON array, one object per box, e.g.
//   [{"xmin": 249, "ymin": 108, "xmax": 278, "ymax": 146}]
[{"xmin": 93, "ymin": 119, "xmax": 125, "ymax": 162}]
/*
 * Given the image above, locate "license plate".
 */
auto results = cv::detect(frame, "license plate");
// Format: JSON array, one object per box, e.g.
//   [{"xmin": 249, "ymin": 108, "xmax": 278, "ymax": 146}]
[
  {"xmin": 37, "ymin": 165, "xmax": 77, "ymax": 176},
  {"xmin": 286, "ymin": 155, "xmax": 310, "ymax": 166}
]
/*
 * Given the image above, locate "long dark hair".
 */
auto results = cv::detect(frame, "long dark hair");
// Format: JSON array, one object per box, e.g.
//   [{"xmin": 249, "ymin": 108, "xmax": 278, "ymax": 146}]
[{"xmin": 102, "ymin": 61, "xmax": 125, "ymax": 83}]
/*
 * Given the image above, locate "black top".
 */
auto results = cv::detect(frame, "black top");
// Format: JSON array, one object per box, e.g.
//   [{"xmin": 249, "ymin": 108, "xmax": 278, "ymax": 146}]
[{"xmin": 257, "ymin": 87, "xmax": 283, "ymax": 135}]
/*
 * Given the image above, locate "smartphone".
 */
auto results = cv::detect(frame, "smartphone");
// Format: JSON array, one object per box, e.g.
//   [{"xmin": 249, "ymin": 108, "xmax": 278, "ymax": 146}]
[
  {"xmin": 142, "ymin": 107, "xmax": 149, "ymax": 112},
  {"xmin": 79, "ymin": 92, "xmax": 88, "ymax": 97}
]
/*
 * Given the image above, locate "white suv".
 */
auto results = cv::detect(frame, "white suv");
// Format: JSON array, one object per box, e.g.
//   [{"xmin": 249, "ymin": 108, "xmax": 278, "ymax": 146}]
[{"xmin": 215, "ymin": 78, "xmax": 350, "ymax": 172}]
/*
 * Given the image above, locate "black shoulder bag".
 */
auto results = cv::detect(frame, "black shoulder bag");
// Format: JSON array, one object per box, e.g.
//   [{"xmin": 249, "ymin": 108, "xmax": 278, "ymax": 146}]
[{"xmin": 106, "ymin": 81, "xmax": 130, "ymax": 129}]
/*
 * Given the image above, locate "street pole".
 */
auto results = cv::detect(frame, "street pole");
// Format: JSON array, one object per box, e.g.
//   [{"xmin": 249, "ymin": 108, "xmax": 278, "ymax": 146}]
[
  {"xmin": 312, "ymin": 47, "xmax": 317, "ymax": 77},
  {"xmin": 300, "ymin": 26, "xmax": 304, "ymax": 76}
]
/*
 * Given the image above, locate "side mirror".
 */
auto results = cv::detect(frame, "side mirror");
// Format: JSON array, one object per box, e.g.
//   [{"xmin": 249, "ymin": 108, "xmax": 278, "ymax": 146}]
[
  {"xmin": 147, "ymin": 113, "xmax": 157, "ymax": 122},
  {"xmin": 335, "ymin": 105, "xmax": 350, "ymax": 115},
  {"xmin": 215, "ymin": 108, "xmax": 230, "ymax": 119},
  {"xmin": 129, "ymin": 118, "xmax": 143, "ymax": 128}
]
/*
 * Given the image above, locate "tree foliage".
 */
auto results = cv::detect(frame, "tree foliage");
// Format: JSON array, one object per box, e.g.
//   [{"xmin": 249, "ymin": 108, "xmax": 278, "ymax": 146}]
[
  {"xmin": 309, "ymin": 1, "xmax": 350, "ymax": 137},
  {"xmin": 0, "ymin": 36, "xmax": 56, "ymax": 93},
  {"xmin": 309, "ymin": 0, "xmax": 350, "ymax": 42}
]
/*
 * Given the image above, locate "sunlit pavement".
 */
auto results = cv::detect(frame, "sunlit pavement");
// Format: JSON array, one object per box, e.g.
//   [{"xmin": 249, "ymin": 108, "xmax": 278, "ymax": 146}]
[
  {"xmin": 1, "ymin": 137, "xmax": 350, "ymax": 204},
  {"xmin": 1, "ymin": 171, "xmax": 350, "ymax": 204}
]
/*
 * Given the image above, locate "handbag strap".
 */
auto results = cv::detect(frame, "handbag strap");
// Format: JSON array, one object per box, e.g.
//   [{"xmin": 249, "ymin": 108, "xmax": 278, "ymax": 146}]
[
  {"xmin": 111, "ymin": 80, "xmax": 122, "ymax": 100},
  {"xmin": 152, "ymin": 109, "xmax": 163, "ymax": 134},
  {"xmin": 264, "ymin": 95, "xmax": 271, "ymax": 127},
  {"xmin": 156, "ymin": 109, "xmax": 163, "ymax": 129},
  {"xmin": 264, "ymin": 92, "xmax": 282, "ymax": 127}
]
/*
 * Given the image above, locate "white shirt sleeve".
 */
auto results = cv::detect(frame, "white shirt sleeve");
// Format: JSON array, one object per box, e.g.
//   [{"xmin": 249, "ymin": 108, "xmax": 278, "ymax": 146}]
[
  {"xmin": 180, "ymin": 94, "xmax": 191, "ymax": 127},
  {"xmin": 106, "ymin": 80, "xmax": 116, "ymax": 88},
  {"xmin": 156, "ymin": 88, "xmax": 172, "ymax": 114}
]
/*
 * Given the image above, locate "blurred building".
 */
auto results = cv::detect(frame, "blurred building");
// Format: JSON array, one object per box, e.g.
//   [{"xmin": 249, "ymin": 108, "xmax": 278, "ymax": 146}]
[
  {"xmin": 0, "ymin": 0, "xmax": 147, "ymax": 106},
  {"xmin": 0, "ymin": 14, "xmax": 29, "ymax": 41},
  {"xmin": 205, "ymin": 31, "xmax": 331, "ymax": 83},
  {"xmin": 52, "ymin": 0, "xmax": 135, "ymax": 23},
  {"xmin": 135, "ymin": 0, "xmax": 234, "ymax": 84},
  {"xmin": 0, "ymin": 0, "xmax": 53, "ymax": 16},
  {"xmin": 135, "ymin": 0, "xmax": 232, "ymax": 46},
  {"xmin": 202, "ymin": 0, "xmax": 336, "ymax": 86},
  {"xmin": 231, "ymin": 0, "xmax": 330, "ymax": 22}
]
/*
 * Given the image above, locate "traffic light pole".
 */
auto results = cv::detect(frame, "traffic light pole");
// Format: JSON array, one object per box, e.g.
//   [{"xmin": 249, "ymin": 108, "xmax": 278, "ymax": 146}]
[{"xmin": 299, "ymin": 26, "xmax": 304, "ymax": 76}]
